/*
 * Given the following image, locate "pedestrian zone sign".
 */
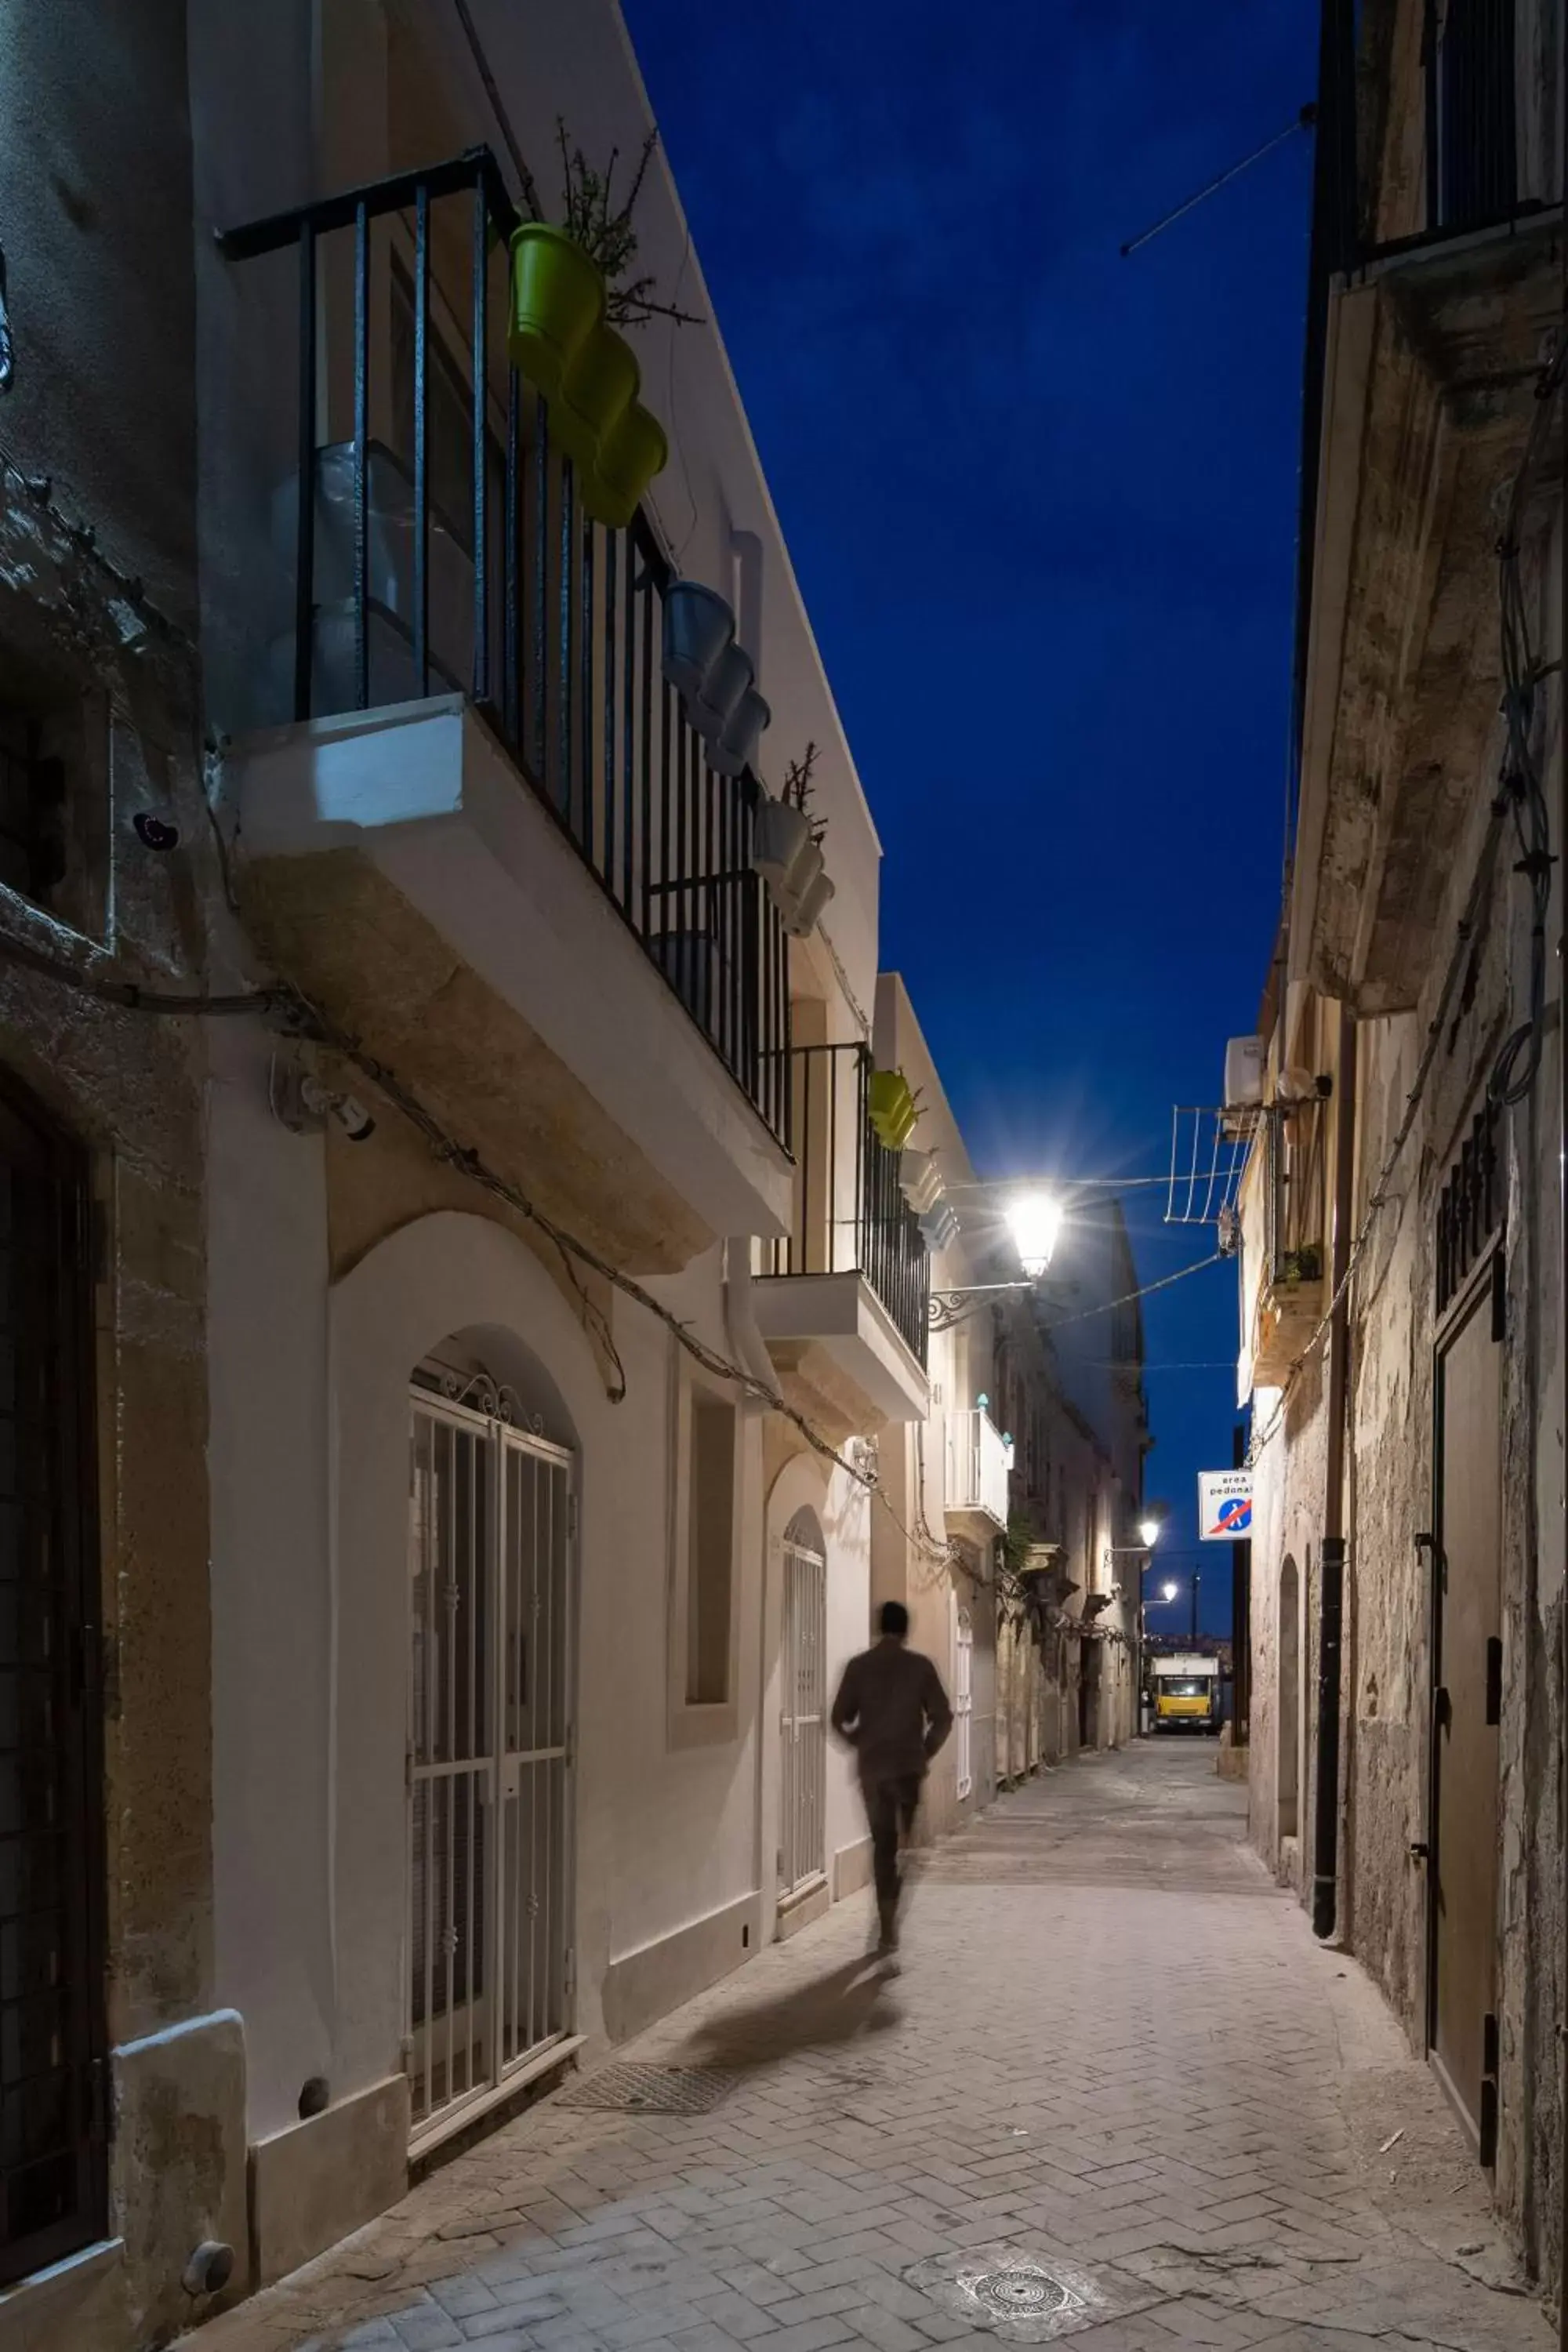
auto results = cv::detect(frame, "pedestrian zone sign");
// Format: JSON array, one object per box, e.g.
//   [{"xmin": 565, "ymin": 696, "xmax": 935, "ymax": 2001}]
[{"xmin": 1198, "ymin": 1469, "xmax": 1252, "ymax": 1541}]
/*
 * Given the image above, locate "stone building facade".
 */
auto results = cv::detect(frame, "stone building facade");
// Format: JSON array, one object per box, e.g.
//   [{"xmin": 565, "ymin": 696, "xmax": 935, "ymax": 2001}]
[
  {"xmin": 1234, "ymin": 0, "xmax": 1564, "ymax": 2305},
  {"xmin": 0, "ymin": 5, "xmax": 1155, "ymax": 2348}
]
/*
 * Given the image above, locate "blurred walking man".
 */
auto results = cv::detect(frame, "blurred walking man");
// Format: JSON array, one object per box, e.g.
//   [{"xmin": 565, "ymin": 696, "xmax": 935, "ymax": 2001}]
[{"xmin": 831, "ymin": 1601, "xmax": 953, "ymax": 1958}]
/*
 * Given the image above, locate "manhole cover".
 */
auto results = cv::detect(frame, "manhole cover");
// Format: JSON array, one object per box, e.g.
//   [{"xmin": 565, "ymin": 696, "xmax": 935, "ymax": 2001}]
[
  {"xmin": 555, "ymin": 2063, "xmax": 735, "ymax": 2115},
  {"xmin": 972, "ymin": 2268, "xmax": 1069, "ymax": 2321},
  {"xmin": 905, "ymin": 2245, "xmax": 1137, "ymax": 2343}
]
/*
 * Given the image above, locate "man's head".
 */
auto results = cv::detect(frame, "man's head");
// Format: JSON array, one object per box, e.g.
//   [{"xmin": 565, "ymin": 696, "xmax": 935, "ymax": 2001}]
[{"xmin": 878, "ymin": 1600, "xmax": 909, "ymax": 1642}]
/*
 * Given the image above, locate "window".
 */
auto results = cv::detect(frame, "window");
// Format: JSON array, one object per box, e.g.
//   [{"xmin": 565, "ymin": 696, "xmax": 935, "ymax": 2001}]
[
  {"xmin": 685, "ymin": 1394, "xmax": 736, "ymax": 1706},
  {"xmin": 0, "ymin": 706, "xmax": 66, "ymax": 903},
  {"xmin": 0, "ymin": 648, "xmax": 103, "ymax": 937}
]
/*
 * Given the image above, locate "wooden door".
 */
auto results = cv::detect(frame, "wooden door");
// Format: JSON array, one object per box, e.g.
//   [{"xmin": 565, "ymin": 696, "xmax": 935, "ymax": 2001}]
[{"xmin": 1428, "ymin": 1253, "xmax": 1504, "ymax": 2162}]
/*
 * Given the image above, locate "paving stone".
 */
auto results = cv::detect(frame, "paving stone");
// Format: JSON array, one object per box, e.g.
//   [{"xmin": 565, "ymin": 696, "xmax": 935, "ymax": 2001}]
[{"xmin": 180, "ymin": 1750, "xmax": 1550, "ymax": 2352}]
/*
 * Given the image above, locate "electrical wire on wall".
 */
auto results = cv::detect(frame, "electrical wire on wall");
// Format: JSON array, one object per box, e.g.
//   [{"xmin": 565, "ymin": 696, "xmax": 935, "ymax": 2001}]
[
  {"xmin": 1489, "ymin": 336, "xmax": 1566, "ymax": 1106},
  {"xmin": 0, "ymin": 923, "xmax": 966, "ymax": 1573}
]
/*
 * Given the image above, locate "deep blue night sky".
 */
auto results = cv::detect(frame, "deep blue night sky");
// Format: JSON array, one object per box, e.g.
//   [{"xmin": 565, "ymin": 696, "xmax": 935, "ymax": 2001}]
[{"xmin": 624, "ymin": 0, "xmax": 1318, "ymax": 1637}]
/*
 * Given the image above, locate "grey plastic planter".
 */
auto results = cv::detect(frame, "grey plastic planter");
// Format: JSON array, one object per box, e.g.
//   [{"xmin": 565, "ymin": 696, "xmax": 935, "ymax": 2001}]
[
  {"xmin": 659, "ymin": 575, "xmax": 771, "ymax": 775},
  {"xmin": 711, "ymin": 686, "xmax": 771, "ymax": 779},
  {"xmin": 662, "ymin": 579, "xmax": 733, "ymax": 702}
]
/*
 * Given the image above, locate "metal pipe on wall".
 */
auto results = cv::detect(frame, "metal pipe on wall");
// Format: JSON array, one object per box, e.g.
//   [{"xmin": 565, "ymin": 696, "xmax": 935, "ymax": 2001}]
[{"xmin": 1313, "ymin": 1008, "xmax": 1357, "ymax": 1940}]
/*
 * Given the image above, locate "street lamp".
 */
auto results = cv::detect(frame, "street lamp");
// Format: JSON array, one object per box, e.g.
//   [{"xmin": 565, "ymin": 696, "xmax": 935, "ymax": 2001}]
[
  {"xmin": 927, "ymin": 1192, "xmax": 1065, "ymax": 1333},
  {"xmin": 1160, "ymin": 1579, "xmax": 1179, "ymax": 1604},
  {"xmin": 1007, "ymin": 1192, "xmax": 1063, "ymax": 1278},
  {"xmin": 1138, "ymin": 1515, "xmax": 1162, "ymax": 1549}
]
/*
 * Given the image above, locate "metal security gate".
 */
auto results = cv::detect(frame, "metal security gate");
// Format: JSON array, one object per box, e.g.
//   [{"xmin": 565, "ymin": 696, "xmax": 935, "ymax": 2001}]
[
  {"xmin": 779, "ymin": 1532, "xmax": 826, "ymax": 1897},
  {"xmin": 0, "ymin": 1080, "xmax": 105, "ymax": 2285},
  {"xmin": 955, "ymin": 1607, "xmax": 974, "ymax": 1800},
  {"xmin": 408, "ymin": 1394, "xmax": 573, "ymax": 2143},
  {"xmin": 1427, "ymin": 1112, "xmax": 1504, "ymax": 2165}
]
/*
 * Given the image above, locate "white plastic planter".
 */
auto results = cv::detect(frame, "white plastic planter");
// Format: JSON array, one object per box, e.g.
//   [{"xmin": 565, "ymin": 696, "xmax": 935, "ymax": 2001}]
[
  {"xmin": 920, "ymin": 1200, "xmax": 960, "ymax": 1250},
  {"xmin": 752, "ymin": 796, "xmax": 814, "ymax": 890},
  {"xmin": 899, "ymin": 1150, "xmax": 945, "ymax": 1214},
  {"xmin": 784, "ymin": 859, "xmax": 835, "ymax": 938}
]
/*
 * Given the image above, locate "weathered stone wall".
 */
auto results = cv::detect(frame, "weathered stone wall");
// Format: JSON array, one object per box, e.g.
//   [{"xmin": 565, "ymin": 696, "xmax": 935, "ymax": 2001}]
[
  {"xmin": 0, "ymin": 5, "xmax": 252, "ymax": 2339},
  {"xmin": 1254, "ymin": 493, "xmax": 1565, "ymax": 2295}
]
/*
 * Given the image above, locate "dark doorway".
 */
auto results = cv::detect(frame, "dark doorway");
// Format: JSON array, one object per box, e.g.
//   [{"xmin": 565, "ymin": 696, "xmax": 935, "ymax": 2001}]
[
  {"xmin": 1428, "ymin": 1238, "xmax": 1504, "ymax": 2165},
  {"xmin": 0, "ymin": 1076, "xmax": 106, "ymax": 2283},
  {"xmin": 1278, "ymin": 1555, "xmax": 1301, "ymax": 1844}
]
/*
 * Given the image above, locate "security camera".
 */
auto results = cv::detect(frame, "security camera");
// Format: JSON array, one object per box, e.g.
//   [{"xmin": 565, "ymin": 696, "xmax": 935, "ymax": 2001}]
[
  {"xmin": 328, "ymin": 1091, "xmax": 376, "ymax": 1143},
  {"xmin": 269, "ymin": 1057, "xmax": 376, "ymax": 1143}
]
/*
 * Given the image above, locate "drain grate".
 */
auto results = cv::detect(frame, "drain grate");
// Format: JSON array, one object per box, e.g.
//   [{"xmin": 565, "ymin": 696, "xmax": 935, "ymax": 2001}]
[
  {"xmin": 556, "ymin": 2063, "xmax": 736, "ymax": 2115},
  {"xmin": 905, "ymin": 2245, "xmax": 1139, "ymax": 2344}
]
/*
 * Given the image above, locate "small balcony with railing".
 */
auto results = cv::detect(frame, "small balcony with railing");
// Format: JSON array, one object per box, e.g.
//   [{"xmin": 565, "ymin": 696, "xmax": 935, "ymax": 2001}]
[
  {"xmin": 1297, "ymin": 0, "xmax": 1561, "ymax": 1014},
  {"xmin": 1240, "ymin": 1091, "xmax": 1329, "ymax": 1392},
  {"xmin": 751, "ymin": 1044, "xmax": 930, "ymax": 1440},
  {"xmin": 944, "ymin": 1406, "xmax": 1012, "ymax": 1539},
  {"xmin": 216, "ymin": 150, "xmax": 793, "ymax": 1272}
]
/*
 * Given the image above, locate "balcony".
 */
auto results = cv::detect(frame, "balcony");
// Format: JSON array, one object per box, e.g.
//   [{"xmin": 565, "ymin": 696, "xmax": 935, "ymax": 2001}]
[
  {"xmin": 945, "ymin": 1408, "xmax": 1012, "ymax": 1537},
  {"xmin": 1293, "ymin": 2, "xmax": 1562, "ymax": 1014},
  {"xmin": 1240, "ymin": 1095, "xmax": 1328, "ymax": 1392},
  {"xmin": 219, "ymin": 150, "xmax": 793, "ymax": 1272},
  {"xmin": 752, "ymin": 1044, "xmax": 930, "ymax": 1440}
]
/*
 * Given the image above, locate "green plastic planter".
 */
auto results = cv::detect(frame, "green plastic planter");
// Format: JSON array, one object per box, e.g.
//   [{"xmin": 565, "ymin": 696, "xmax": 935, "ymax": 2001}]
[
  {"xmin": 869, "ymin": 1070, "xmax": 918, "ymax": 1152},
  {"xmin": 507, "ymin": 223, "xmax": 668, "ymax": 528}
]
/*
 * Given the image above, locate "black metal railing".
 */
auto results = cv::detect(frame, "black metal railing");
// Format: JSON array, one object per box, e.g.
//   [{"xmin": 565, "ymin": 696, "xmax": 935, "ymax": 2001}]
[
  {"xmin": 1436, "ymin": 1096, "xmax": 1502, "ymax": 1314},
  {"xmin": 764, "ymin": 1044, "xmax": 929, "ymax": 1369},
  {"xmin": 220, "ymin": 147, "xmax": 790, "ymax": 1149},
  {"xmin": 1317, "ymin": 0, "xmax": 1550, "ymax": 276}
]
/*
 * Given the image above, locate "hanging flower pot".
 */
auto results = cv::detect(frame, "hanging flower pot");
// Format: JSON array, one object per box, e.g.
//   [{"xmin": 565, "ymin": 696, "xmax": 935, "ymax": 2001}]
[
  {"xmin": 783, "ymin": 861, "xmax": 834, "ymax": 938},
  {"xmin": 921, "ymin": 1200, "xmax": 960, "ymax": 1251},
  {"xmin": 663, "ymin": 581, "xmax": 735, "ymax": 702},
  {"xmin": 710, "ymin": 686, "xmax": 771, "ymax": 781},
  {"xmin": 752, "ymin": 795, "xmax": 814, "ymax": 889},
  {"xmin": 592, "ymin": 399, "xmax": 669, "ymax": 530},
  {"xmin": 869, "ymin": 1069, "xmax": 918, "ymax": 1152},
  {"xmin": 507, "ymin": 223, "xmax": 667, "ymax": 528},
  {"xmin": 695, "ymin": 640, "xmax": 754, "ymax": 736},
  {"xmin": 899, "ymin": 1149, "xmax": 944, "ymax": 1214},
  {"xmin": 508, "ymin": 223, "xmax": 603, "ymax": 397}
]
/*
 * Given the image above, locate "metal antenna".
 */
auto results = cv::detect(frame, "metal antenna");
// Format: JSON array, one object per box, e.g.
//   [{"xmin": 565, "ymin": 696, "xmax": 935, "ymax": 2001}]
[{"xmin": 1120, "ymin": 103, "xmax": 1316, "ymax": 259}]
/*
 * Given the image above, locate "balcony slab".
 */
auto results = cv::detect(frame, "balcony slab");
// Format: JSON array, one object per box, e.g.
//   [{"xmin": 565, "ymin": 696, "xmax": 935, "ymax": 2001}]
[
  {"xmin": 753, "ymin": 1270, "xmax": 929, "ymax": 1442},
  {"xmin": 230, "ymin": 697, "xmax": 793, "ymax": 1275}
]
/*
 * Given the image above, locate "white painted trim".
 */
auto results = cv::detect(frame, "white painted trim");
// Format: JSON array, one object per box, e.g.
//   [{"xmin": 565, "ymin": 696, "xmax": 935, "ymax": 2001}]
[{"xmin": 327, "ymin": 1211, "xmax": 611, "ymax": 2105}]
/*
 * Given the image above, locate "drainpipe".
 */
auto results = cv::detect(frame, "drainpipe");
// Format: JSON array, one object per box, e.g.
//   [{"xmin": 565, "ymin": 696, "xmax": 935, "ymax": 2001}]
[
  {"xmin": 724, "ymin": 1236, "xmax": 779, "ymax": 1944},
  {"xmin": 1313, "ymin": 1009, "xmax": 1356, "ymax": 1940}
]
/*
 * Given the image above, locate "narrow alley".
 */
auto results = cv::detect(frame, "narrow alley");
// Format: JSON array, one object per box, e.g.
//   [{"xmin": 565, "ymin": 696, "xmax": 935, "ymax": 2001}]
[{"xmin": 188, "ymin": 1747, "xmax": 1551, "ymax": 2352}]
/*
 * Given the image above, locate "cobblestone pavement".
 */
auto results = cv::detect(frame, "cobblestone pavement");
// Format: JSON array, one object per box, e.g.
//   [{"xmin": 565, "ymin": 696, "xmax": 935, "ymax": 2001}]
[{"xmin": 185, "ymin": 1742, "xmax": 1554, "ymax": 2352}]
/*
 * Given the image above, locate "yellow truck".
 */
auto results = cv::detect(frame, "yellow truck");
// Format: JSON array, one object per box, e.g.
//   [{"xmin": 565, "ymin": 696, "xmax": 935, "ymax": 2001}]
[{"xmin": 1149, "ymin": 1652, "xmax": 1222, "ymax": 1734}]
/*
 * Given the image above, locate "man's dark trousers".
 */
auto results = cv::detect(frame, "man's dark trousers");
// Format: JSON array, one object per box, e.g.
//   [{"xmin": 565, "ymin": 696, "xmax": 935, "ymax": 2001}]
[{"xmin": 864, "ymin": 1772, "xmax": 924, "ymax": 1923}]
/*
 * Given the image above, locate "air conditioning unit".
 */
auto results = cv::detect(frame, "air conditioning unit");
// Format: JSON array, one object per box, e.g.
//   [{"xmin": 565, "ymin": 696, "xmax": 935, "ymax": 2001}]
[{"xmin": 1224, "ymin": 1036, "xmax": 1265, "ymax": 1123}]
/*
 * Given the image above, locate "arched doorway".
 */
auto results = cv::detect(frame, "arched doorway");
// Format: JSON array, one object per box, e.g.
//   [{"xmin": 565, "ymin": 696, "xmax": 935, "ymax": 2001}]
[
  {"xmin": 406, "ymin": 1328, "xmax": 576, "ymax": 2144},
  {"xmin": 779, "ymin": 1509, "xmax": 826, "ymax": 1899},
  {"xmin": 1278, "ymin": 1555, "xmax": 1301, "ymax": 1843}
]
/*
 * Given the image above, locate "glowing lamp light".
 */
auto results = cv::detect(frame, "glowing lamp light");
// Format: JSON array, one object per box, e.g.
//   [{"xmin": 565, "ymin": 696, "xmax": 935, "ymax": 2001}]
[
  {"xmin": 1138, "ymin": 1517, "xmax": 1162, "ymax": 1549},
  {"xmin": 1007, "ymin": 1192, "xmax": 1063, "ymax": 1279},
  {"xmin": 1160, "ymin": 1580, "xmax": 1179, "ymax": 1604}
]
